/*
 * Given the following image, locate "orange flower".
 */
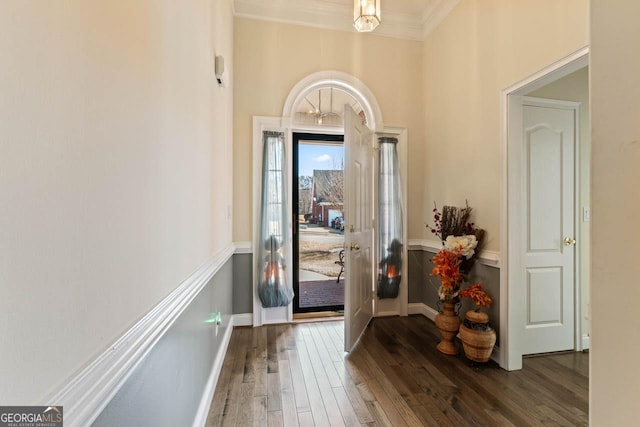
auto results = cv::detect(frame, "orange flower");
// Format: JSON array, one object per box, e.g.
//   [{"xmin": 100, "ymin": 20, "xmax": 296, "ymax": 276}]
[
  {"xmin": 459, "ymin": 282, "xmax": 493, "ymax": 308},
  {"xmin": 431, "ymin": 248, "xmax": 463, "ymax": 295}
]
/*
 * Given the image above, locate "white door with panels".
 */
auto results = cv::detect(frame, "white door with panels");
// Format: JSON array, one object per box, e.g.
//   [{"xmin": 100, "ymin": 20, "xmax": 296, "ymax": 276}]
[
  {"xmin": 517, "ymin": 97, "xmax": 578, "ymax": 355},
  {"xmin": 344, "ymin": 105, "xmax": 374, "ymax": 352}
]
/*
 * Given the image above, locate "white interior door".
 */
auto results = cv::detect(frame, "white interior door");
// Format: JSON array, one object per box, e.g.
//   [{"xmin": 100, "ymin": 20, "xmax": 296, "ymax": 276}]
[
  {"xmin": 519, "ymin": 97, "xmax": 577, "ymax": 355},
  {"xmin": 344, "ymin": 105, "xmax": 374, "ymax": 352}
]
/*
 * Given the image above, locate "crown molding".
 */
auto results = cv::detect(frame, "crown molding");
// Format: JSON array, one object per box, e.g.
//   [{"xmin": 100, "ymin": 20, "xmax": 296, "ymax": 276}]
[
  {"xmin": 420, "ymin": 0, "xmax": 461, "ymax": 39},
  {"xmin": 233, "ymin": 0, "xmax": 460, "ymax": 41}
]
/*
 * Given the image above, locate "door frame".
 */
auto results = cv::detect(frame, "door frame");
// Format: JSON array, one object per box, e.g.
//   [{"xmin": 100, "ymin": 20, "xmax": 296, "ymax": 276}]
[
  {"xmin": 252, "ymin": 71, "xmax": 408, "ymax": 327},
  {"xmin": 252, "ymin": 71, "xmax": 379, "ymax": 327},
  {"xmin": 252, "ymin": 118, "xmax": 408, "ymax": 326},
  {"xmin": 501, "ymin": 46, "xmax": 589, "ymax": 370},
  {"xmin": 292, "ymin": 132, "xmax": 346, "ymax": 314}
]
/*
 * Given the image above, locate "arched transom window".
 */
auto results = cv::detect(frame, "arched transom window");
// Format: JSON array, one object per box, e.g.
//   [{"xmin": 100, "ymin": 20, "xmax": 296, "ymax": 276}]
[{"xmin": 293, "ymin": 87, "xmax": 367, "ymax": 127}]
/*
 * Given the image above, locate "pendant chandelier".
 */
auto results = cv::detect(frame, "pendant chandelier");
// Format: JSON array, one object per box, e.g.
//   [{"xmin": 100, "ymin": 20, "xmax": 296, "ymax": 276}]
[{"xmin": 353, "ymin": 0, "xmax": 381, "ymax": 33}]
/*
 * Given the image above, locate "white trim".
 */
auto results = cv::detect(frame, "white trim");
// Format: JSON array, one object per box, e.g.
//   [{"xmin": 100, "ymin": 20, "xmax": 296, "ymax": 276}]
[
  {"xmin": 582, "ymin": 334, "xmax": 590, "ymax": 350},
  {"xmin": 233, "ymin": 241, "xmax": 253, "ymax": 254},
  {"xmin": 233, "ymin": 0, "xmax": 459, "ymax": 42},
  {"xmin": 375, "ymin": 311, "xmax": 401, "ymax": 318},
  {"xmin": 253, "ymin": 72, "xmax": 386, "ymax": 328},
  {"xmin": 282, "ymin": 71, "xmax": 384, "ymax": 132},
  {"xmin": 420, "ymin": 0, "xmax": 461, "ymax": 40},
  {"xmin": 192, "ymin": 315, "xmax": 235, "ymax": 427},
  {"xmin": 503, "ymin": 47, "xmax": 590, "ymax": 96},
  {"xmin": 490, "ymin": 345, "xmax": 502, "ymax": 365},
  {"xmin": 407, "ymin": 239, "xmax": 501, "ymax": 268},
  {"xmin": 501, "ymin": 46, "xmax": 589, "ymax": 371},
  {"xmin": 47, "ymin": 244, "xmax": 236, "ymax": 427},
  {"xmin": 408, "ymin": 302, "xmax": 438, "ymax": 321},
  {"xmin": 232, "ymin": 313, "xmax": 254, "ymax": 327}
]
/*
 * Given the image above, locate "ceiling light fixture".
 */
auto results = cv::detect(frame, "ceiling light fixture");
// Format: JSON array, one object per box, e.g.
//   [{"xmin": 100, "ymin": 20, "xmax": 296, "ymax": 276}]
[{"xmin": 354, "ymin": 0, "xmax": 381, "ymax": 33}]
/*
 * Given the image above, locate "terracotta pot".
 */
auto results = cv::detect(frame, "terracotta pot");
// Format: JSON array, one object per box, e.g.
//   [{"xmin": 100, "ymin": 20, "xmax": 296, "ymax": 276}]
[
  {"xmin": 459, "ymin": 310, "xmax": 496, "ymax": 363},
  {"xmin": 434, "ymin": 302, "xmax": 461, "ymax": 355}
]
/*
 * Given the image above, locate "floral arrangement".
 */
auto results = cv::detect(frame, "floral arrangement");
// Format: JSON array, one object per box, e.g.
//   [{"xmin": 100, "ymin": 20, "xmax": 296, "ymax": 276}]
[
  {"xmin": 428, "ymin": 202, "xmax": 492, "ymax": 309},
  {"xmin": 459, "ymin": 283, "xmax": 493, "ymax": 308}
]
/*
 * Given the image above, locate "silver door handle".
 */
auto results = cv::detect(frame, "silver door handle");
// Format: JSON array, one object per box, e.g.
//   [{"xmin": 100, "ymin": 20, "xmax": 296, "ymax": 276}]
[
  {"xmin": 564, "ymin": 236, "xmax": 576, "ymax": 246},
  {"xmin": 350, "ymin": 243, "xmax": 360, "ymax": 251}
]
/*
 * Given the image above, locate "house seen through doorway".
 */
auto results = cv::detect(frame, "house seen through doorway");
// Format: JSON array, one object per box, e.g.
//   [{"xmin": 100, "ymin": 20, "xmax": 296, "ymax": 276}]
[{"xmin": 293, "ymin": 133, "xmax": 345, "ymax": 315}]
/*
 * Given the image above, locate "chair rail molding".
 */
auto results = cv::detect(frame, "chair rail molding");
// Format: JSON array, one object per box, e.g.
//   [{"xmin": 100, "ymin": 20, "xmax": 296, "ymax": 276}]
[
  {"xmin": 234, "ymin": 241, "xmax": 253, "ymax": 254},
  {"xmin": 407, "ymin": 239, "xmax": 500, "ymax": 267},
  {"xmin": 46, "ymin": 243, "xmax": 236, "ymax": 427}
]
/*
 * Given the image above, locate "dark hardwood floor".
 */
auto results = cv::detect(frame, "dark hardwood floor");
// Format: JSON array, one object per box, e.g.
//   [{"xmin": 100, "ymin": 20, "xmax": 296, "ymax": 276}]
[{"xmin": 206, "ymin": 315, "xmax": 588, "ymax": 426}]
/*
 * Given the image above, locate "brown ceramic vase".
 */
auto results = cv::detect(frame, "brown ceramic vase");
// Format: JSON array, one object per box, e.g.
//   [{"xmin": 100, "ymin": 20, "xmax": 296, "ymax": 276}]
[
  {"xmin": 434, "ymin": 302, "xmax": 461, "ymax": 355},
  {"xmin": 459, "ymin": 310, "xmax": 497, "ymax": 362}
]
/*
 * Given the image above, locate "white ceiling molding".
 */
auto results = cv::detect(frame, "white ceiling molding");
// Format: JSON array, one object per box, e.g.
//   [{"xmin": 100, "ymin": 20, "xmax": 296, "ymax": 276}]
[
  {"xmin": 233, "ymin": 0, "xmax": 460, "ymax": 41},
  {"xmin": 420, "ymin": 0, "xmax": 461, "ymax": 40}
]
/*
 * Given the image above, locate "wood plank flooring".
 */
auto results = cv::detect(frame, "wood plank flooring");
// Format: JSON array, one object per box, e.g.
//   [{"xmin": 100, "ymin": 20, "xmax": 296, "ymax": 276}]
[{"xmin": 206, "ymin": 315, "xmax": 588, "ymax": 426}]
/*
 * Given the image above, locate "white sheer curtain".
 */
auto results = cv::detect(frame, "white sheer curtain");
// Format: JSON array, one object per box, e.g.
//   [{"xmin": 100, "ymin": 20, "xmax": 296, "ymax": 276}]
[
  {"xmin": 377, "ymin": 137, "xmax": 403, "ymax": 299},
  {"xmin": 257, "ymin": 131, "xmax": 294, "ymax": 307}
]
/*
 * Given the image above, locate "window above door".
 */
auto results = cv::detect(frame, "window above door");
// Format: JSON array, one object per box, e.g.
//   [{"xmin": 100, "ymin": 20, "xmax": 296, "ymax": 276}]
[{"xmin": 293, "ymin": 87, "xmax": 367, "ymax": 127}]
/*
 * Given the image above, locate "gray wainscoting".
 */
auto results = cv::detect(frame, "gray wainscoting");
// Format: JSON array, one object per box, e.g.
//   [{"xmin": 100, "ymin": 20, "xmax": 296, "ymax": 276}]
[
  {"xmin": 232, "ymin": 253, "xmax": 253, "ymax": 314},
  {"xmin": 408, "ymin": 249, "xmax": 501, "ymax": 343},
  {"xmin": 92, "ymin": 258, "xmax": 233, "ymax": 427}
]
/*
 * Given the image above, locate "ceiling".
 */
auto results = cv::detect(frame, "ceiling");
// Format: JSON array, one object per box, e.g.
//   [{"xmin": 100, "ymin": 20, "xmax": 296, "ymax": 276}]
[{"xmin": 233, "ymin": 0, "xmax": 461, "ymax": 41}]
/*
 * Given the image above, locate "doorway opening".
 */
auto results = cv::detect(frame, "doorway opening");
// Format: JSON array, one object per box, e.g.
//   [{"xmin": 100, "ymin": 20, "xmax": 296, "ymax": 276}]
[
  {"xmin": 252, "ymin": 71, "xmax": 404, "ymax": 336},
  {"xmin": 502, "ymin": 47, "xmax": 589, "ymax": 370},
  {"xmin": 293, "ymin": 132, "xmax": 345, "ymax": 316}
]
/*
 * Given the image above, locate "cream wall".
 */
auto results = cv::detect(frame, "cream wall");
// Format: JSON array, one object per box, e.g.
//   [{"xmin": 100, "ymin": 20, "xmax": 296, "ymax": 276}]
[
  {"xmin": 590, "ymin": 0, "xmax": 640, "ymax": 424},
  {"xmin": 233, "ymin": 18, "xmax": 425, "ymax": 242},
  {"xmin": 422, "ymin": 0, "xmax": 589, "ymax": 250},
  {"xmin": 0, "ymin": 0, "xmax": 234, "ymax": 403},
  {"xmin": 527, "ymin": 67, "xmax": 590, "ymax": 341}
]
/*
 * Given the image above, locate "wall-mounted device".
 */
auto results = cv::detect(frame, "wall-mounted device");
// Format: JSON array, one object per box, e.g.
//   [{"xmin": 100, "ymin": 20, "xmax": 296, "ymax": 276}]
[{"xmin": 215, "ymin": 54, "xmax": 226, "ymax": 87}]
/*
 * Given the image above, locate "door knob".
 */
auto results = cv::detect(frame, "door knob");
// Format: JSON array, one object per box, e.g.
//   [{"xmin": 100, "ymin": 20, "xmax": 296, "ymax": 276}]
[
  {"xmin": 564, "ymin": 236, "xmax": 576, "ymax": 246},
  {"xmin": 350, "ymin": 243, "xmax": 360, "ymax": 251}
]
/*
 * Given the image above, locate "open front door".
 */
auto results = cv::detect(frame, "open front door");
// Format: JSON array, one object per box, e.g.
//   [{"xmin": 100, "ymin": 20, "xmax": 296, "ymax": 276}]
[{"xmin": 344, "ymin": 105, "xmax": 374, "ymax": 352}]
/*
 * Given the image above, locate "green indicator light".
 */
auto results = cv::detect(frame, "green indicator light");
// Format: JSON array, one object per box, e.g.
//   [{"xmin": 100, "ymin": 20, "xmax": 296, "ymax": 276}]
[{"xmin": 203, "ymin": 311, "xmax": 222, "ymax": 325}]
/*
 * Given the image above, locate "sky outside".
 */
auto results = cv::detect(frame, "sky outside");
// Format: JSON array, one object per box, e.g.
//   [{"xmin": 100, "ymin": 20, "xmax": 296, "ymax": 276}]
[{"xmin": 298, "ymin": 143, "xmax": 344, "ymax": 177}]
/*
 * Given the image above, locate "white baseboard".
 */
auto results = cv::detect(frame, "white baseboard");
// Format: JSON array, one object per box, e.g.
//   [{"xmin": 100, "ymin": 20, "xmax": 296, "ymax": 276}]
[
  {"xmin": 47, "ymin": 244, "xmax": 235, "ymax": 427},
  {"xmin": 192, "ymin": 316, "xmax": 235, "ymax": 427},
  {"xmin": 408, "ymin": 302, "xmax": 438, "ymax": 321},
  {"xmin": 375, "ymin": 310, "xmax": 400, "ymax": 318},
  {"xmin": 490, "ymin": 345, "xmax": 502, "ymax": 365},
  {"xmin": 582, "ymin": 334, "xmax": 590, "ymax": 350},
  {"xmin": 233, "ymin": 313, "xmax": 253, "ymax": 326}
]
